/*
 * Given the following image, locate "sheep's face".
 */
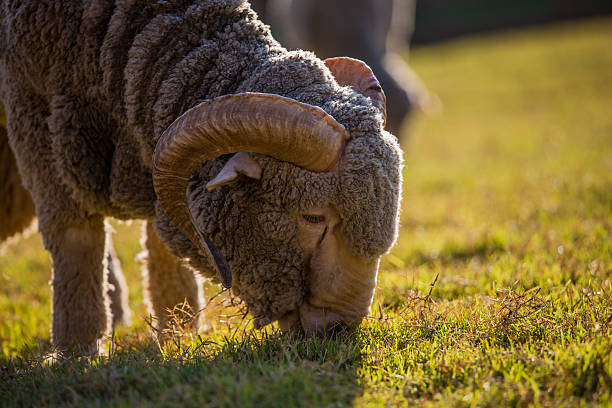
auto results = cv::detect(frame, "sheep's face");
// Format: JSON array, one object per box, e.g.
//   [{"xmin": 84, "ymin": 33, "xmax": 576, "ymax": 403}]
[
  {"xmin": 277, "ymin": 206, "xmax": 379, "ymax": 334},
  {"xmin": 278, "ymin": 129, "xmax": 402, "ymax": 334}
]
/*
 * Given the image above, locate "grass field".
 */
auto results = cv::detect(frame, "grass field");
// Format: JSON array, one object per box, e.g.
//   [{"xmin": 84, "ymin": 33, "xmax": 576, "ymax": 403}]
[{"xmin": 1, "ymin": 17, "xmax": 611, "ymax": 407}]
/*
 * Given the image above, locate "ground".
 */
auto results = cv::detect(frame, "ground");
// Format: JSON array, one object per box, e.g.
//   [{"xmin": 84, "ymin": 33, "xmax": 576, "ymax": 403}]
[{"xmin": 1, "ymin": 16, "xmax": 611, "ymax": 407}]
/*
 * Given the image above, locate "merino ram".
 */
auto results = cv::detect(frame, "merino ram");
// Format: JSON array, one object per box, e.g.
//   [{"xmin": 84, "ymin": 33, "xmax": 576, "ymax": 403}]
[{"xmin": 0, "ymin": 0, "xmax": 402, "ymax": 355}]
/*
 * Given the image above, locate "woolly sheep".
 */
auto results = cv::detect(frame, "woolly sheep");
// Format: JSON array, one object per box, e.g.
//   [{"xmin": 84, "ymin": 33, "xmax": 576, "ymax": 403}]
[{"xmin": 0, "ymin": 0, "xmax": 403, "ymax": 355}]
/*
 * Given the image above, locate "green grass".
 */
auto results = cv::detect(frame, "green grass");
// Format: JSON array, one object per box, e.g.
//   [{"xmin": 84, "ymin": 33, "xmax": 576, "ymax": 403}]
[{"xmin": 1, "ymin": 17, "xmax": 612, "ymax": 407}]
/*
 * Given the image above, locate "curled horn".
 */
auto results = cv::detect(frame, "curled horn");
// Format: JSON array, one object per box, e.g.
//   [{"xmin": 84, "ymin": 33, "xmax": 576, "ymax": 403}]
[
  {"xmin": 153, "ymin": 92, "xmax": 348, "ymax": 288},
  {"xmin": 324, "ymin": 57, "xmax": 387, "ymax": 125}
]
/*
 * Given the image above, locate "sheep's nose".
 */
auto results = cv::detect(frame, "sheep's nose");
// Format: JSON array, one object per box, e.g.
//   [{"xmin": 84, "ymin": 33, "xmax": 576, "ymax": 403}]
[
  {"xmin": 278, "ymin": 310, "xmax": 300, "ymax": 332},
  {"xmin": 298, "ymin": 303, "xmax": 347, "ymax": 336},
  {"xmin": 277, "ymin": 305, "xmax": 361, "ymax": 336}
]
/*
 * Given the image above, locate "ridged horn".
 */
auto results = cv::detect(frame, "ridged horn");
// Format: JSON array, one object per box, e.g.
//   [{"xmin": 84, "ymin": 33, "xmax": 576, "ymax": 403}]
[
  {"xmin": 324, "ymin": 57, "xmax": 387, "ymax": 125},
  {"xmin": 153, "ymin": 92, "xmax": 348, "ymax": 288}
]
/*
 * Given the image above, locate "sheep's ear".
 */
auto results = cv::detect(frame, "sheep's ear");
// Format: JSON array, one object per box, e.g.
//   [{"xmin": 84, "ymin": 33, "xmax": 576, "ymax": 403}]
[
  {"xmin": 324, "ymin": 57, "xmax": 387, "ymax": 124},
  {"xmin": 206, "ymin": 152, "xmax": 262, "ymax": 190}
]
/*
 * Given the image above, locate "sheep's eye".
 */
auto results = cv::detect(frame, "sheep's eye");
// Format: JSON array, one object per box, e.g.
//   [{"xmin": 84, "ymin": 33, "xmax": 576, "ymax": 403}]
[{"xmin": 302, "ymin": 214, "xmax": 326, "ymax": 224}]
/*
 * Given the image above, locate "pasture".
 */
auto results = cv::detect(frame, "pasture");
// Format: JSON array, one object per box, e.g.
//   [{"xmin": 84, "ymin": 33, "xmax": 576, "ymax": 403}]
[{"xmin": 1, "ymin": 16, "xmax": 611, "ymax": 407}]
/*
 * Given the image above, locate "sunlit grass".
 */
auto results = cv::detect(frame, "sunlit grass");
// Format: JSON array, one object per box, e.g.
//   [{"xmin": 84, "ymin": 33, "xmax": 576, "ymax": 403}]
[{"xmin": 1, "ymin": 17, "xmax": 611, "ymax": 407}]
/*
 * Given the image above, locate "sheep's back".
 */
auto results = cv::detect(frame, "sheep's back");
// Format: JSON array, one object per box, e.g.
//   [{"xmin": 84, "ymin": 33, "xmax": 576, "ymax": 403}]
[{"xmin": 0, "ymin": 0, "xmax": 280, "ymax": 219}]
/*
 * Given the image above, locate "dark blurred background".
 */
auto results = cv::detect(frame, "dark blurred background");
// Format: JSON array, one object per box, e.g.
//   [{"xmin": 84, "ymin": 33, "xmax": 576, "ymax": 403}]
[{"xmin": 412, "ymin": 0, "xmax": 612, "ymax": 43}]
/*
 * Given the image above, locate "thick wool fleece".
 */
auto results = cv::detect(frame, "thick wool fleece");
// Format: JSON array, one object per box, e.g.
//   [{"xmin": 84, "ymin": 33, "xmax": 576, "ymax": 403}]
[{"xmin": 0, "ymin": 0, "xmax": 402, "ymax": 329}]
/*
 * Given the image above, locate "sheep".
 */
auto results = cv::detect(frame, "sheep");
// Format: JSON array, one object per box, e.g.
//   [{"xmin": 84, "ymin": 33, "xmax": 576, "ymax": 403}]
[
  {"xmin": 251, "ymin": 0, "xmax": 430, "ymax": 135},
  {"xmin": 0, "ymin": 0, "xmax": 403, "ymax": 355}
]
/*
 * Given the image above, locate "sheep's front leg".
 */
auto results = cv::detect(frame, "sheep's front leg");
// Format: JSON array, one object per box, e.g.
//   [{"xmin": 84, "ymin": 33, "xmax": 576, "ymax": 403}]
[
  {"xmin": 142, "ymin": 221, "xmax": 203, "ymax": 334},
  {"xmin": 46, "ymin": 216, "xmax": 111, "ymax": 355}
]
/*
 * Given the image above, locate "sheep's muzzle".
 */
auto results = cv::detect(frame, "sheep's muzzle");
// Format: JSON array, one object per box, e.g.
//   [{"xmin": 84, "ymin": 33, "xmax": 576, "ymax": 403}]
[
  {"xmin": 278, "ymin": 207, "xmax": 378, "ymax": 335},
  {"xmin": 277, "ymin": 304, "xmax": 365, "ymax": 337}
]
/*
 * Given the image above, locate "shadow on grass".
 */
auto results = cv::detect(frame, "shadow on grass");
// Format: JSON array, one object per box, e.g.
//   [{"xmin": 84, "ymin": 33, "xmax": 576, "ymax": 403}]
[{"xmin": 0, "ymin": 329, "xmax": 365, "ymax": 408}]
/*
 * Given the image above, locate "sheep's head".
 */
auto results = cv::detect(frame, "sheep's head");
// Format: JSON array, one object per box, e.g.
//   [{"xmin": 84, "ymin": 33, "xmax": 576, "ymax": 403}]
[{"xmin": 153, "ymin": 58, "xmax": 402, "ymax": 335}]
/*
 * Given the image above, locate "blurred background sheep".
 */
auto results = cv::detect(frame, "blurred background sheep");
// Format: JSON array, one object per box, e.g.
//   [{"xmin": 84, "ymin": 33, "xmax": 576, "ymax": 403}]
[{"xmin": 251, "ymin": 0, "xmax": 431, "ymax": 136}]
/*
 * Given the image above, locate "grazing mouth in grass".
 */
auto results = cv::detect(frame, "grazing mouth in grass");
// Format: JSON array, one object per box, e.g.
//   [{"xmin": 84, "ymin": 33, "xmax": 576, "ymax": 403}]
[{"xmin": 1, "ymin": 16, "xmax": 612, "ymax": 408}]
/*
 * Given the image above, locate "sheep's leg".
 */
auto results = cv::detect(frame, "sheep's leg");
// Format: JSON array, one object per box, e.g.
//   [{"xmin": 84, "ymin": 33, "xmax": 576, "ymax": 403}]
[
  {"xmin": 4, "ymin": 87, "xmax": 111, "ymax": 355},
  {"xmin": 142, "ymin": 221, "xmax": 203, "ymax": 334},
  {"xmin": 42, "ymin": 216, "xmax": 112, "ymax": 355},
  {"xmin": 105, "ymin": 233, "xmax": 131, "ymax": 327}
]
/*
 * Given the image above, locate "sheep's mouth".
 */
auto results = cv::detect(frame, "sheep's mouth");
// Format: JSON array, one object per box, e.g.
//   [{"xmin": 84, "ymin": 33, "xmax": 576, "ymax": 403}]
[
  {"xmin": 276, "ymin": 305, "xmax": 357, "ymax": 337},
  {"xmin": 277, "ymin": 310, "xmax": 300, "ymax": 332}
]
